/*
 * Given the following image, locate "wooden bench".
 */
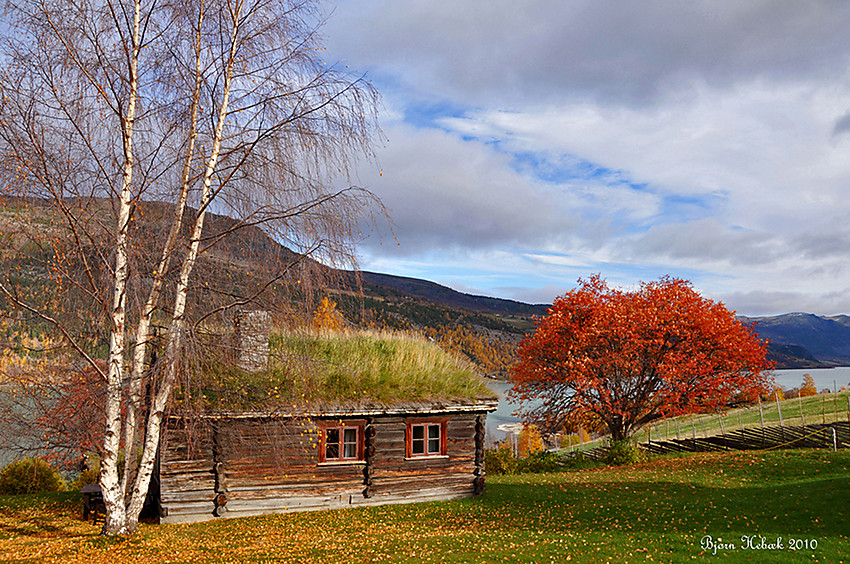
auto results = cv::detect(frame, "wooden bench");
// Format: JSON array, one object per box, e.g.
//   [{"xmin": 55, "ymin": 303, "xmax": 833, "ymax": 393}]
[{"xmin": 81, "ymin": 484, "xmax": 105, "ymax": 524}]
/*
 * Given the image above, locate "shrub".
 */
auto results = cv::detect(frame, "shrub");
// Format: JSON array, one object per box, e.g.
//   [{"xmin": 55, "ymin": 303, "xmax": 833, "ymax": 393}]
[
  {"xmin": 69, "ymin": 453, "xmax": 100, "ymax": 490},
  {"xmin": 516, "ymin": 449, "xmax": 563, "ymax": 473},
  {"xmin": 486, "ymin": 444, "xmax": 573, "ymax": 475},
  {"xmin": 69, "ymin": 461, "xmax": 99, "ymax": 491},
  {"xmin": 69, "ymin": 467, "xmax": 99, "ymax": 490},
  {"xmin": 560, "ymin": 452, "xmax": 604, "ymax": 470},
  {"xmin": 603, "ymin": 439, "xmax": 644, "ymax": 466},
  {"xmin": 485, "ymin": 444, "xmax": 518, "ymax": 475},
  {"xmin": 0, "ymin": 457, "xmax": 65, "ymax": 495}
]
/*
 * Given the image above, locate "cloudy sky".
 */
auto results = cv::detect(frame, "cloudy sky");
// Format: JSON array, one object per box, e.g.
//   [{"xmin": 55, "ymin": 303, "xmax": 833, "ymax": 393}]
[{"xmin": 320, "ymin": 0, "xmax": 850, "ymax": 316}]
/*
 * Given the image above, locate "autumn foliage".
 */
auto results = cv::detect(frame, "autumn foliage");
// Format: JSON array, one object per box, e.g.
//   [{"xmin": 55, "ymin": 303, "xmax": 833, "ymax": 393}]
[
  {"xmin": 799, "ymin": 374, "xmax": 818, "ymax": 397},
  {"xmin": 313, "ymin": 296, "xmax": 345, "ymax": 332},
  {"xmin": 516, "ymin": 423, "xmax": 545, "ymax": 457},
  {"xmin": 511, "ymin": 275, "xmax": 774, "ymax": 441}
]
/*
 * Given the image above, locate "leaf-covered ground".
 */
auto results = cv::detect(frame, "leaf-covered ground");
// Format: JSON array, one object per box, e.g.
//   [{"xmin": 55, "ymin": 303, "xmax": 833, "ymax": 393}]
[{"xmin": 0, "ymin": 449, "xmax": 847, "ymax": 563}]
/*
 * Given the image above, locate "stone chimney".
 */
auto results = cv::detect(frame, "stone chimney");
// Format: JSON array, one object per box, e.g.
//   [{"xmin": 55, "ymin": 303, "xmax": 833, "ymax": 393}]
[{"xmin": 234, "ymin": 310, "xmax": 271, "ymax": 372}]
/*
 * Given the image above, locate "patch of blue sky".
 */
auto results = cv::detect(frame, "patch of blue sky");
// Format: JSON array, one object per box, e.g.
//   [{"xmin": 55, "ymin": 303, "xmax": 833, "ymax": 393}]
[
  {"xmin": 395, "ymin": 98, "xmax": 473, "ymax": 131},
  {"xmin": 360, "ymin": 244, "xmax": 731, "ymax": 304},
  {"xmin": 507, "ymin": 149, "xmax": 631, "ymax": 187},
  {"xmin": 656, "ymin": 192, "xmax": 725, "ymax": 224},
  {"xmin": 505, "ymin": 147, "xmax": 725, "ymax": 229}
]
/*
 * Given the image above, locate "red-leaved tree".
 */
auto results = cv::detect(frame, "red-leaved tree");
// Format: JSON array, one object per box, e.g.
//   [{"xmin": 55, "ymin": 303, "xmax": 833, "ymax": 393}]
[{"xmin": 511, "ymin": 275, "xmax": 774, "ymax": 441}]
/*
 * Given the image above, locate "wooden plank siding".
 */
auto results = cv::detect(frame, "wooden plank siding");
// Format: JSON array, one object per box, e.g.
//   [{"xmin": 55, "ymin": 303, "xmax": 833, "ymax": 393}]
[{"xmin": 158, "ymin": 409, "xmax": 492, "ymax": 524}]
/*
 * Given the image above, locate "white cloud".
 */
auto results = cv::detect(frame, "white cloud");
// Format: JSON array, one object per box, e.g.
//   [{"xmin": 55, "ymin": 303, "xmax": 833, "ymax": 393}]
[
  {"xmin": 522, "ymin": 253, "xmax": 591, "ymax": 269},
  {"xmin": 358, "ymin": 122, "xmax": 586, "ymax": 255},
  {"xmin": 325, "ymin": 0, "xmax": 850, "ymax": 108},
  {"xmin": 323, "ymin": 0, "xmax": 850, "ymax": 315}
]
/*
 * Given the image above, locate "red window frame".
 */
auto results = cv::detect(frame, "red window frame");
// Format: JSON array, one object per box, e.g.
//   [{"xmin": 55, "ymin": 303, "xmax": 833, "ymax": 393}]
[
  {"xmin": 405, "ymin": 419, "xmax": 448, "ymax": 458},
  {"xmin": 319, "ymin": 421, "xmax": 364, "ymax": 463}
]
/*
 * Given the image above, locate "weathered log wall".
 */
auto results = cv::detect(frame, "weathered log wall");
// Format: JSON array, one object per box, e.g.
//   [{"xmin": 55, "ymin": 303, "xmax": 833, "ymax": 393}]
[{"xmin": 159, "ymin": 411, "xmax": 490, "ymax": 524}]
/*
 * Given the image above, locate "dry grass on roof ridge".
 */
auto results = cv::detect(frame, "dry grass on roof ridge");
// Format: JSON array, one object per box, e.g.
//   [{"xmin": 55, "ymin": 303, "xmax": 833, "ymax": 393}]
[
  {"xmin": 194, "ymin": 328, "xmax": 497, "ymax": 413},
  {"xmin": 271, "ymin": 328, "xmax": 496, "ymax": 402}
]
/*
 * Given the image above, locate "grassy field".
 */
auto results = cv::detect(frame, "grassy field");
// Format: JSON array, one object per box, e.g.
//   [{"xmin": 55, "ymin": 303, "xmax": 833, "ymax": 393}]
[
  {"xmin": 561, "ymin": 390, "xmax": 850, "ymax": 453},
  {"xmin": 0, "ymin": 449, "xmax": 847, "ymax": 563}
]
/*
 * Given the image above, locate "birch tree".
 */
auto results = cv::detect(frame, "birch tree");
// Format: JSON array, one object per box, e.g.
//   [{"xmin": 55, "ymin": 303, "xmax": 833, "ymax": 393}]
[{"xmin": 0, "ymin": 0, "xmax": 379, "ymax": 535}]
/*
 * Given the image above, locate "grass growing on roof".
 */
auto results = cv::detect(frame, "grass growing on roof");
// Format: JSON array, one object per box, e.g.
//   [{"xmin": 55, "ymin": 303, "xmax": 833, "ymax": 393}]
[{"xmin": 197, "ymin": 329, "xmax": 495, "ymax": 411}]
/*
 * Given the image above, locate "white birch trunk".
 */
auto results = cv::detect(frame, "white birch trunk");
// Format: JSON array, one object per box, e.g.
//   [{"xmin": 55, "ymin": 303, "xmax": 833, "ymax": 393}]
[
  {"xmin": 101, "ymin": 0, "xmax": 142, "ymax": 536},
  {"xmin": 120, "ymin": 7, "xmax": 205, "ymax": 504},
  {"xmin": 125, "ymin": 4, "xmax": 241, "ymax": 530}
]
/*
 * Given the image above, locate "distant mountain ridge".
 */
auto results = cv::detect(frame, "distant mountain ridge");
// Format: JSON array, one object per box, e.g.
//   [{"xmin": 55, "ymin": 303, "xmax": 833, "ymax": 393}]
[
  {"xmin": 353, "ymin": 271, "xmax": 850, "ymax": 369},
  {"xmin": 357, "ymin": 271, "xmax": 550, "ymax": 317},
  {"xmin": 743, "ymin": 312, "xmax": 850, "ymax": 368},
  {"xmin": 355, "ymin": 271, "xmax": 850, "ymax": 369}
]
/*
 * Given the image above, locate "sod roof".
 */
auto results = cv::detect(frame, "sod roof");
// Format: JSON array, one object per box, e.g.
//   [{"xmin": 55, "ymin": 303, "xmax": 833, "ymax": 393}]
[{"xmin": 193, "ymin": 330, "xmax": 499, "ymax": 416}]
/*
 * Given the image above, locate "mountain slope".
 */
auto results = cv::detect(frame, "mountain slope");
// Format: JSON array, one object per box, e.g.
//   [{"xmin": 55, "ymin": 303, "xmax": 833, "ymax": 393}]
[
  {"xmin": 358, "ymin": 271, "xmax": 549, "ymax": 317},
  {"xmin": 745, "ymin": 313, "xmax": 850, "ymax": 367}
]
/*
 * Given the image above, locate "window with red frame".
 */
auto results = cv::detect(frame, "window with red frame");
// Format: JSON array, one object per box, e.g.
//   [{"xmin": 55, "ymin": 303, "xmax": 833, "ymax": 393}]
[
  {"xmin": 407, "ymin": 421, "xmax": 447, "ymax": 457},
  {"xmin": 321, "ymin": 424, "xmax": 361, "ymax": 462}
]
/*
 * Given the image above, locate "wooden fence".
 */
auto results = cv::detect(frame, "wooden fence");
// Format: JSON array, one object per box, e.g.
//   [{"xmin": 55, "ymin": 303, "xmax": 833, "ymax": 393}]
[{"xmin": 564, "ymin": 421, "xmax": 850, "ymax": 462}]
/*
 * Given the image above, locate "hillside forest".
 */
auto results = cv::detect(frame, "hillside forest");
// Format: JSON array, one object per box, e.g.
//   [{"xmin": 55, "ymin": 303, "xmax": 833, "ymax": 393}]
[{"xmin": 4, "ymin": 195, "xmax": 850, "ymax": 387}]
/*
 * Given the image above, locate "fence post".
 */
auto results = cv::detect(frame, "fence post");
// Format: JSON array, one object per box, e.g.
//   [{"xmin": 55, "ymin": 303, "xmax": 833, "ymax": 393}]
[
  {"xmin": 798, "ymin": 394, "xmax": 805, "ymax": 426},
  {"xmin": 833, "ymin": 384, "xmax": 839, "ymax": 425},
  {"xmin": 758, "ymin": 398, "xmax": 766, "ymax": 447},
  {"xmin": 775, "ymin": 392, "xmax": 785, "ymax": 442}
]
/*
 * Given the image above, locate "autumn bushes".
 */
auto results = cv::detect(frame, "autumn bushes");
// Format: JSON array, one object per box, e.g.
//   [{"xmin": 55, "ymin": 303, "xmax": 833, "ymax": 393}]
[
  {"xmin": 602, "ymin": 439, "xmax": 645, "ymax": 466},
  {"xmin": 485, "ymin": 439, "xmax": 644, "ymax": 475},
  {"xmin": 485, "ymin": 445, "xmax": 567, "ymax": 475},
  {"xmin": 0, "ymin": 457, "xmax": 64, "ymax": 495},
  {"xmin": 486, "ymin": 423, "xmax": 606, "ymax": 474},
  {"xmin": 0, "ymin": 453, "xmax": 100, "ymax": 496}
]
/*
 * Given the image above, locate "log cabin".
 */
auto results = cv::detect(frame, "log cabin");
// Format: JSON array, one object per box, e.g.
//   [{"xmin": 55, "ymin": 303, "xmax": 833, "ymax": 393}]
[
  {"xmin": 158, "ymin": 401, "xmax": 496, "ymax": 523},
  {"xmin": 156, "ymin": 315, "xmax": 498, "ymax": 524}
]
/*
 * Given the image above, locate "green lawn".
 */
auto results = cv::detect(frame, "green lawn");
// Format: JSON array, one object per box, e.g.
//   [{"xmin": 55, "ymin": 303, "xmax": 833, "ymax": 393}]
[
  {"xmin": 643, "ymin": 390, "xmax": 850, "ymax": 441},
  {"xmin": 563, "ymin": 390, "xmax": 850, "ymax": 453},
  {"xmin": 1, "ymin": 449, "xmax": 847, "ymax": 563}
]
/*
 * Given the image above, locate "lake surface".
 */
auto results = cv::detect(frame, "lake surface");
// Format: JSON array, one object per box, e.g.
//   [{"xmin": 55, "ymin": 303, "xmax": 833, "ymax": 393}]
[
  {"xmin": 771, "ymin": 367, "xmax": 850, "ymax": 391},
  {"xmin": 485, "ymin": 367, "xmax": 850, "ymax": 441}
]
